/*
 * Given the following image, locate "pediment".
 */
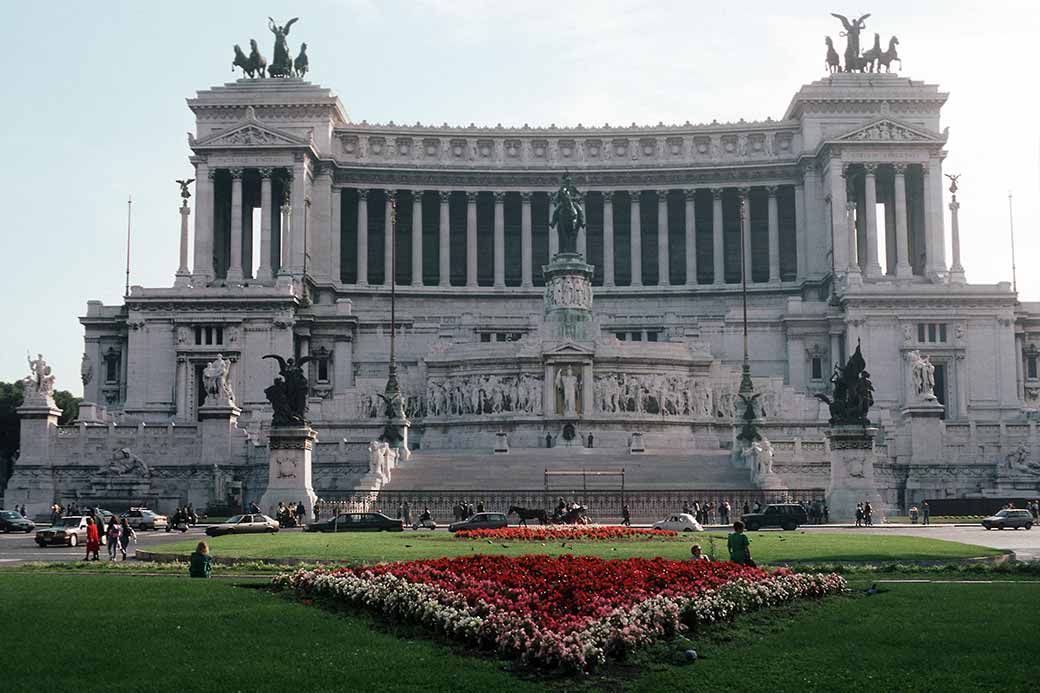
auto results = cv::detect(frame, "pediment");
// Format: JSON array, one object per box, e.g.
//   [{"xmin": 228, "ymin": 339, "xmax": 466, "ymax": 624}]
[
  {"xmin": 193, "ymin": 106, "xmax": 309, "ymax": 149},
  {"xmin": 543, "ymin": 341, "xmax": 594, "ymax": 357},
  {"xmin": 832, "ymin": 118, "xmax": 946, "ymax": 144}
]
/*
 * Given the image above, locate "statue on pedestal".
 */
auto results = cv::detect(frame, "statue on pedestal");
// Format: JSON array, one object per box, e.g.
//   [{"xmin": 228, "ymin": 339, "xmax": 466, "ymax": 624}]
[
  {"xmin": 555, "ymin": 365, "xmax": 580, "ymax": 417},
  {"xmin": 22, "ymin": 352, "xmax": 56, "ymax": 404},
  {"xmin": 549, "ymin": 173, "xmax": 585, "ymax": 255},
  {"xmin": 202, "ymin": 354, "xmax": 236, "ymax": 406},
  {"xmin": 267, "ymin": 17, "xmax": 299, "ymax": 77},
  {"xmin": 906, "ymin": 350, "xmax": 936, "ymax": 402},
  {"xmin": 814, "ymin": 343, "xmax": 875, "ymax": 425},
  {"xmin": 263, "ymin": 354, "xmax": 314, "ymax": 426},
  {"xmin": 830, "ymin": 12, "xmax": 870, "ymax": 72}
]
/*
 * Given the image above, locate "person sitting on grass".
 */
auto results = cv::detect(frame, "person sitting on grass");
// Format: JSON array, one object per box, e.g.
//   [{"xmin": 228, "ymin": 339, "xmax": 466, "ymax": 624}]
[
  {"xmin": 690, "ymin": 544, "xmax": 708, "ymax": 561},
  {"xmin": 189, "ymin": 541, "xmax": 212, "ymax": 578},
  {"xmin": 727, "ymin": 521, "xmax": 753, "ymax": 566}
]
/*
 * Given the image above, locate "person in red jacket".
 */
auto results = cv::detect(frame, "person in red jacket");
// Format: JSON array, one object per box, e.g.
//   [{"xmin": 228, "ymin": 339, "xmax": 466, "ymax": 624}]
[{"xmin": 85, "ymin": 517, "xmax": 101, "ymax": 561}]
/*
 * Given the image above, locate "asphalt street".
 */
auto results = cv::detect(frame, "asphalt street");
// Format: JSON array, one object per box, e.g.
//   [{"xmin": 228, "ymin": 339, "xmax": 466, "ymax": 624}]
[{"xmin": 0, "ymin": 525, "xmax": 210, "ymax": 565}]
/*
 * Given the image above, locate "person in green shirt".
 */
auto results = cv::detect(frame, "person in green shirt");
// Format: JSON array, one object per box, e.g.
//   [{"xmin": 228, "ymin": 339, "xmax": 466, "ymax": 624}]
[
  {"xmin": 189, "ymin": 541, "xmax": 212, "ymax": 578},
  {"xmin": 727, "ymin": 521, "xmax": 753, "ymax": 565}
]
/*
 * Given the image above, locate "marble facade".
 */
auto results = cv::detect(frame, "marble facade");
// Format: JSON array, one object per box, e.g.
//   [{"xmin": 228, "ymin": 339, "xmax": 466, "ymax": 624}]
[{"xmin": 9, "ymin": 69, "xmax": 1040, "ymax": 517}]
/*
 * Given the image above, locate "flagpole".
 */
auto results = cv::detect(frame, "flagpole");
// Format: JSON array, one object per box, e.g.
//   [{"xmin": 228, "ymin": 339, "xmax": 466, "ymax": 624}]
[
  {"xmin": 124, "ymin": 194, "xmax": 132, "ymax": 297},
  {"xmin": 1008, "ymin": 191, "xmax": 1017, "ymax": 294}
]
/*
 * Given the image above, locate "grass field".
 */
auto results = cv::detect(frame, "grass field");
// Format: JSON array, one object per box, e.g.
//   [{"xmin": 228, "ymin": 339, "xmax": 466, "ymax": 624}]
[
  {"xmin": 160, "ymin": 530, "xmax": 1003, "ymax": 564},
  {"xmin": 2, "ymin": 573, "xmax": 1037, "ymax": 692}
]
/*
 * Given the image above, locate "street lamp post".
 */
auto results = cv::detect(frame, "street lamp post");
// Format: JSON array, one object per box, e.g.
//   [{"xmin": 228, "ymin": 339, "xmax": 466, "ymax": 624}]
[{"xmin": 381, "ymin": 194, "xmax": 410, "ymax": 452}]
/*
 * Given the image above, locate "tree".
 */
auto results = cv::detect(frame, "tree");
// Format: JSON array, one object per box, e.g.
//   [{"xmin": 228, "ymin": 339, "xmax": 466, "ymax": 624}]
[{"xmin": 0, "ymin": 383, "xmax": 80, "ymax": 484}]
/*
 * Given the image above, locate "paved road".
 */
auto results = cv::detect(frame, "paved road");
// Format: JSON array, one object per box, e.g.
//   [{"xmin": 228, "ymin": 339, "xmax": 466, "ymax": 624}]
[
  {"xmin": 0, "ymin": 525, "xmax": 210, "ymax": 565},
  {"xmin": 808, "ymin": 524, "xmax": 1040, "ymax": 561}
]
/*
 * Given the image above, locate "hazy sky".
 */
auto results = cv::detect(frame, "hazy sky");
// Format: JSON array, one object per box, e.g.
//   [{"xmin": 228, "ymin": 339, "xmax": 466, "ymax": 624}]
[{"xmin": 1, "ymin": 0, "xmax": 1037, "ymax": 395}]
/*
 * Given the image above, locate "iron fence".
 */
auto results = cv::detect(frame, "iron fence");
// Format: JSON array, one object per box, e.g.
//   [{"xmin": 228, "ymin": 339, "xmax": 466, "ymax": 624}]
[{"xmin": 315, "ymin": 488, "xmax": 825, "ymax": 524}]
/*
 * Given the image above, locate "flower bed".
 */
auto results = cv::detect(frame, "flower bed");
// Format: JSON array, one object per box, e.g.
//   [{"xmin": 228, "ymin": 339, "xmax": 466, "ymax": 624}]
[
  {"xmin": 453, "ymin": 525, "xmax": 678, "ymax": 541},
  {"xmin": 273, "ymin": 555, "xmax": 845, "ymax": 671}
]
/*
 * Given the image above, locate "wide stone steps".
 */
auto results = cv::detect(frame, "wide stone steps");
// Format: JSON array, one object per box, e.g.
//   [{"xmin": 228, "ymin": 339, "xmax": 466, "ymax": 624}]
[{"xmin": 382, "ymin": 447, "xmax": 750, "ymax": 490}]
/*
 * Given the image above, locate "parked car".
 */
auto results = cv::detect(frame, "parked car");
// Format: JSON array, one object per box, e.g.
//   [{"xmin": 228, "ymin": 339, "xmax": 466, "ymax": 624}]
[
  {"xmin": 981, "ymin": 509, "xmax": 1033, "ymax": 530},
  {"xmin": 305, "ymin": 512, "xmax": 404, "ymax": 532},
  {"xmin": 0, "ymin": 510, "xmax": 35, "ymax": 533},
  {"xmin": 206, "ymin": 514, "xmax": 280, "ymax": 537},
  {"xmin": 35, "ymin": 516, "xmax": 90, "ymax": 547},
  {"xmin": 121, "ymin": 508, "xmax": 168, "ymax": 531},
  {"xmin": 449, "ymin": 512, "xmax": 509, "ymax": 533},
  {"xmin": 741, "ymin": 503, "xmax": 808, "ymax": 531},
  {"xmin": 652, "ymin": 513, "xmax": 704, "ymax": 532}
]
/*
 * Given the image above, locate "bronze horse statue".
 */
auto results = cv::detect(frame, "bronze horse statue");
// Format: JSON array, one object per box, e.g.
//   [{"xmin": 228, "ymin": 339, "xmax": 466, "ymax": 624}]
[
  {"xmin": 232, "ymin": 39, "xmax": 267, "ymax": 78},
  {"xmin": 825, "ymin": 36, "xmax": 840, "ymax": 74},
  {"xmin": 508, "ymin": 505, "xmax": 547, "ymax": 526},
  {"xmin": 878, "ymin": 36, "xmax": 902, "ymax": 73},
  {"xmin": 861, "ymin": 33, "xmax": 883, "ymax": 72}
]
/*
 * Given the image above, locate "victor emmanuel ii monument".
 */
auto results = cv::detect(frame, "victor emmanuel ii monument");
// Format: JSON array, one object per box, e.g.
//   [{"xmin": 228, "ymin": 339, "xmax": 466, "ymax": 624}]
[{"xmin": 6, "ymin": 14, "xmax": 1040, "ymax": 518}]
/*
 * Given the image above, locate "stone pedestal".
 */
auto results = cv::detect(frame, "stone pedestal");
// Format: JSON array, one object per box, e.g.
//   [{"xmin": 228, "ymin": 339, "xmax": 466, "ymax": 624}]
[
  {"xmin": 902, "ymin": 400, "xmax": 945, "ymax": 463},
  {"xmin": 543, "ymin": 253, "xmax": 594, "ymax": 341},
  {"xmin": 198, "ymin": 402, "xmax": 242, "ymax": 466},
  {"xmin": 825, "ymin": 424, "xmax": 885, "ymax": 522},
  {"xmin": 5, "ymin": 402, "xmax": 62, "ymax": 518},
  {"xmin": 259, "ymin": 426, "xmax": 318, "ymax": 523}
]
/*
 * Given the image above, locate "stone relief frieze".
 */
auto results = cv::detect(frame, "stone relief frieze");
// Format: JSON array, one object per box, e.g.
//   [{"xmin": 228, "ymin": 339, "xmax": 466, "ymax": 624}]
[
  {"xmin": 544, "ymin": 275, "xmax": 592, "ymax": 311},
  {"xmin": 592, "ymin": 374, "xmax": 785, "ymax": 419}
]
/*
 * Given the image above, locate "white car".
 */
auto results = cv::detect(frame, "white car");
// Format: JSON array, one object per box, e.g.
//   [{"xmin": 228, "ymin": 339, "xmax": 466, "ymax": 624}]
[{"xmin": 653, "ymin": 513, "xmax": 704, "ymax": 532}]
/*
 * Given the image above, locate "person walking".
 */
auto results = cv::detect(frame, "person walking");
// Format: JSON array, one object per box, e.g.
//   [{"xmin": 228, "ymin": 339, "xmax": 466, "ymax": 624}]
[
  {"xmin": 855, "ymin": 503, "xmax": 864, "ymax": 527},
  {"xmin": 922, "ymin": 501, "xmax": 930, "ymax": 525},
  {"xmin": 118, "ymin": 518, "xmax": 136, "ymax": 560},
  {"xmin": 621, "ymin": 504, "xmax": 631, "ymax": 527},
  {"xmin": 727, "ymin": 521, "xmax": 753, "ymax": 566},
  {"xmin": 106, "ymin": 517, "xmax": 121, "ymax": 560},
  {"xmin": 863, "ymin": 501, "xmax": 873, "ymax": 526},
  {"xmin": 189, "ymin": 541, "xmax": 212, "ymax": 578},
  {"xmin": 85, "ymin": 517, "xmax": 101, "ymax": 561}
]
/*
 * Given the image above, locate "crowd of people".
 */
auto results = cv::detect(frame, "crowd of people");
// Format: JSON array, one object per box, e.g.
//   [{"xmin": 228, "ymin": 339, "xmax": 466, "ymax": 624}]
[
  {"xmin": 854, "ymin": 501, "xmax": 875, "ymax": 527},
  {"xmin": 82, "ymin": 515, "xmax": 137, "ymax": 561}
]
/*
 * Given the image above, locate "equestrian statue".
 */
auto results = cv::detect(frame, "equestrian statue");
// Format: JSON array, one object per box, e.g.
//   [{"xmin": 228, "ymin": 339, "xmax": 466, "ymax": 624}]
[{"xmin": 549, "ymin": 173, "xmax": 586, "ymax": 256}]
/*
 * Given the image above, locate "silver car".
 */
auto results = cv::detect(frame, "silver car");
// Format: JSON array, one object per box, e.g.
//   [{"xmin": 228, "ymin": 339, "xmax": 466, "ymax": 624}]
[{"xmin": 981, "ymin": 509, "xmax": 1033, "ymax": 530}]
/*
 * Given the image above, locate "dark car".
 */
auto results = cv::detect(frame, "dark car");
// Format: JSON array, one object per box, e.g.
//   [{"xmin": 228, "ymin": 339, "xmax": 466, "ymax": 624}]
[
  {"xmin": 305, "ymin": 512, "xmax": 404, "ymax": 533},
  {"xmin": 741, "ymin": 503, "xmax": 808, "ymax": 531},
  {"xmin": 449, "ymin": 512, "xmax": 509, "ymax": 533},
  {"xmin": 206, "ymin": 514, "xmax": 280, "ymax": 537},
  {"xmin": 981, "ymin": 509, "xmax": 1033, "ymax": 530},
  {"xmin": 0, "ymin": 510, "xmax": 35, "ymax": 533}
]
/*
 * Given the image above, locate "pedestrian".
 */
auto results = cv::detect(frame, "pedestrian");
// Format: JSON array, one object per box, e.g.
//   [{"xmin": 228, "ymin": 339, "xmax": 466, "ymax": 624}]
[
  {"xmin": 106, "ymin": 517, "xmax": 121, "ymax": 560},
  {"xmin": 855, "ymin": 503, "xmax": 863, "ymax": 527},
  {"xmin": 690, "ymin": 544, "xmax": 708, "ymax": 561},
  {"xmin": 909, "ymin": 505, "xmax": 919, "ymax": 524},
  {"xmin": 477, "ymin": 500, "xmax": 485, "ymax": 513},
  {"xmin": 314, "ymin": 502, "xmax": 321, "ymax": 523},
  {"xmin": 249, "ymin": 500, "xmax": 260, "ymax": 514},
  {"xmin": 621, "ymin": 504, "xmax": 631, "ymax": 527},
  {"xmin": 119, "ymin": 518, "xmax": 136, "ymax": 560},
  {"xmin": 85, "ymin": 517, "xmax": 101, "ymax": 561},
  {"xmin": 402, "ymin": 501, "xmax": 410, "ymax": 526},
  {"xmin": 864, "ymin": 501, "xmax": 873, "ymax": 526},
  {"xmin": 922, "ymin": 501, "xmax": 930, "ymax": 525},
  {"xmin": 189, "ymin": 541, "xmax": 212, "ymax": 578},
  {"xmin": 727, "ymin": 521, "xmax": 753, "ymax": 566}
]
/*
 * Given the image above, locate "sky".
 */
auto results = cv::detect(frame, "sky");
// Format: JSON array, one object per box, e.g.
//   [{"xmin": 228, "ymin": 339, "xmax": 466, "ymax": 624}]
[{"xmin": 1, "ymin": 0, "xmax": 1037, "ymax": 396}]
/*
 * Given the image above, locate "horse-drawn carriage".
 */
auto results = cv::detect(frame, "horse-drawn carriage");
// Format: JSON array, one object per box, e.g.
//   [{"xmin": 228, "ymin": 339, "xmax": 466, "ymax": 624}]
[{"xmin": 508, "ymin": 504, "xmax": 591, "ymax": 526}]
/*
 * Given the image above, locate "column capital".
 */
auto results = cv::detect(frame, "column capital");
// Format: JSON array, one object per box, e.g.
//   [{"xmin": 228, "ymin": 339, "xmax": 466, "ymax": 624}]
[
  {"xmin": 863, "ymin": 163, "xmax": 878, "ymax": 176},
  {"xmin": 765, "ymin": 185, "xmax": 779, "ymax": 197},
  {"xmin": 920, "ymin": 164, "xmax": 930, "ymax": 177},
  {"xmin": 439, "ymin": 190, "xmax": 451, "ymax": 203},
  {"xmin": 840, "ymin": 163, "xmax": 851, "ymax": 178},
  {"xmin": 520, "ymin": 191, "xmax": 532, "ymax": 202},
  {"xmin": 656, "ymin": 189, "xmax": 669, "ymax": 202},
  {"xmin": 710, "ymin": 187, "xmax": 724, "ymax": 200},
  {"xmin": 412, "ymin": 189, "xmax": 425, "ymax": 201},
  {"xmin": 949, "ymin": 199, "xmax": 960, "ymax": 212},
  {"xmin": 684, "ymin": 188, "xmax": 697, "ymax": 200},
  {"xmin": 207, "ymin": 169, "xmax": 217, "ymax": 181},
  {"xmin": 258, "ymin": 167, "xmax": 274, "ymax": 178},
  {"xmin": 628, "ymin": 190, "xmax": 641, "ymax": 202},
  {"xmin": 492, "ymin": 191, "xmax": 506, "ymax": 203},
  {"xmin": 283, "ymin": 170, "xmax": 294, "ymax": 182},
  {"xmin": 465, "ymin": 191, "xmax": 478, "ymax": 203},
  {"xmin": 357, "ymin": 188, "xmax": 369, "ymax": 200},
  {"xmin": 384, "ymin": 188, "xmax": 397, "ymax": 198},
  {"xmin": 893, "ymin": 163, "xmax": 908, "ymax": 176},
  {"xmin": 738, "ymin": 186, "xmax": 751, "ymax": 198},
  {"xmin": 229, "ymin": 167, "xmax": 244, "ymax": 179},
  {"xmin": 801, "ymin": 162, "xmax": 818, "ymax": 175}
]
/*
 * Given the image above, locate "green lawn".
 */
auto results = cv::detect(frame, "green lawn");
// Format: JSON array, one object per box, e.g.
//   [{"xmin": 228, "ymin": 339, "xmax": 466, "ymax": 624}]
[
  {"xmin": 1, "ymin": 573, "xmax": 1037, "ymax": 692},
  {"xmin": 160, "ymin": 530, "xmax": 1003, "ymax": 564}
]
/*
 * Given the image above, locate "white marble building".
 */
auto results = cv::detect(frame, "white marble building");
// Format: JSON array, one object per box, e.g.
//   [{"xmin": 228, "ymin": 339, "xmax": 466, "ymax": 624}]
[{"xmin": 9, "ymin": 69, "xmax": 1040, "ymax": 516}]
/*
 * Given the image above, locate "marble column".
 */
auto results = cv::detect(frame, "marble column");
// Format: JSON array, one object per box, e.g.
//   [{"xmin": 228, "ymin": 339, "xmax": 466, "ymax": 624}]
[
  {"xmin": 493, "ymin": 191, "xmax": 505, "ymax": 287},
  {"xmin": 311, "ymin": 164, "xmax": 332, "ymax": 281},
  {"xmin": 466, "ymin": 191, "xmax": 478, "ymax": 287},
  {"xmin": 684, "ymin": 189, "xmax": 696, "ymax": 286},
  {"xmin": 629, "ymin": 191, "xmax": 642, "ymax": 286},
  {"xmin": 828, "ymin": 158, "xmax": 849, "ymax": 272},
  {"xmin": 924, "ymin": 157, "xmax": 947, "ymax": 277},
  {"xmin": 290, "ymin": 160, "xmax": 308, "ymax": 273},
  {"xmin": 739, "ymin": 187, "xmax": 751, "ymax": 284},
  {"xmin": 384, "ymin": 190, "xmax": 395, "ymax": 286},
  {"xmin": 192, "ymin": 164, "xmax": 214, "ymax": 284},
  {"xmin": 520, "ymin": 192, "xmax": 533, "ymax": 287},
  {"xmin": 278, "ymin": 186, "xmax": 292, "ymax": 282},
  {"xmin": 793, "ymin": 181, "xmax": 806, "ymax": 280},
  {"xmin": 356, "ymin": 189, "xmax": 369, "ymax": 285},
  {"xmin": 948, "ymin": 190, "xmax": 966, "ymax": 284},
  {"xmin": 412, "ymin": 190, "xmax": 423, "ymax": 286},
  {"xmin": 438, "ymin": 191, "xmax": 451, "ymax": 287},
  {"xmin": 256, "ymin": 168, "xmax": 274, "ymax": 282},
  {"xmin": 893, "ymin": 164, "xmax": 912, "ymax": 278},
  {"xmin": 581, "ymin": 362, "xmax": 594, "ymax": 416},
  {"xmin": 766, "ymin": 186, "xmax": 780, "ymax": 283},
  {"xmin": 656, "ymin": 190, "xmax": 670, "ymax": 286},
  {"xmin": 602, "ymin": 191, "xmax": 615, "ymax": 287},
  {"xmin": 711, "ymin": 188, "xmax": 724, "ymax": 285},
  {"xmin": 175, "ymin": 199, "xmax": 192, "ymax": 287},
  {"xmin": 330, "ymin": 185, "xmax": 342, "ymax": 284},
  {"xmin": 863, "ymin": 164, "xmax": 882, "ymax": 277},
  {"xmin": 543, "ymin": 364, "xmax": 555, "ymax": 416},
  {"xmin": 226, "ymin": 168, "xmax": 245, "ymax": 283}
]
